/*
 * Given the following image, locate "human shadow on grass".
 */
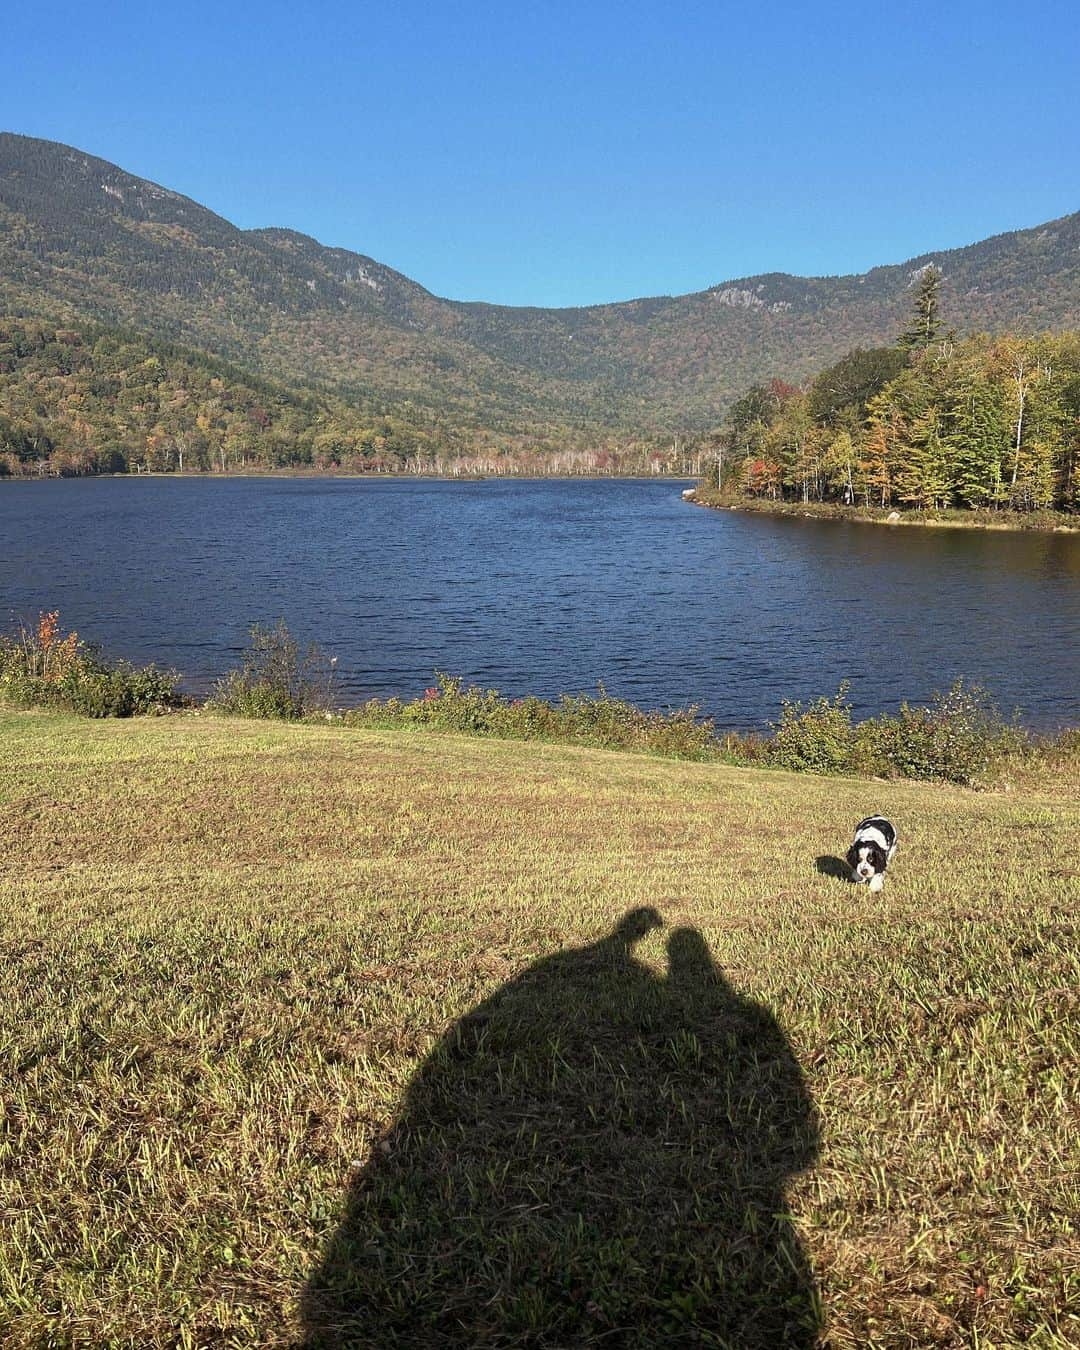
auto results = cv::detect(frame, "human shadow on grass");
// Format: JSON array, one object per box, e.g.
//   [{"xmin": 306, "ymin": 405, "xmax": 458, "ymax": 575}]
[
  {"xmin": 816, "ymin": 854, "xmax": 852, "ymax": 881},
  {"xmin": 302, "ymin": 909, "xmax": 820, "ymax": 1348}
]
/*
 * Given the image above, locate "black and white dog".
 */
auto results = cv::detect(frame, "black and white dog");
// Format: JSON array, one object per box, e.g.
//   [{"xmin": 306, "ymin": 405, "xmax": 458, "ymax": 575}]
[{"xmin": 847, "ymin": 816, "xmax": 898, "ymax": 891}]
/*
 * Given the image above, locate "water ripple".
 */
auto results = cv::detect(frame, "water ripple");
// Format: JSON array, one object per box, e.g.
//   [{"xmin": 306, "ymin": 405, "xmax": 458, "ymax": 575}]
[{"xmin": 1, "ymin": 477, "xmax": 1078, "ymax": 728}]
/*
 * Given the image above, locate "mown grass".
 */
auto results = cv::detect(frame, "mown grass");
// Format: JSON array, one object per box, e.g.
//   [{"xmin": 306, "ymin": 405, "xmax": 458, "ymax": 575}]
[{"xmin": 1, "ymin": 710, "xmax": 1077, "ymax": 1347}]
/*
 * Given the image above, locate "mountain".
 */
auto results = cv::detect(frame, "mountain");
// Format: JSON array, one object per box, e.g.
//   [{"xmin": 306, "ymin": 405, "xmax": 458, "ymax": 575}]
[{"xmin": 2, "ymin": 131, "xmax": 1079, "ymax": 442}]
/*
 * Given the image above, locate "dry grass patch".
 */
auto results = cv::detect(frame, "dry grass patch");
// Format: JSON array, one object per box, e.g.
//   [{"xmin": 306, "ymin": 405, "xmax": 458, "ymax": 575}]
[{"xmin": 1, "ymin": 711, "xmax": 1077, "ymax": 1346}]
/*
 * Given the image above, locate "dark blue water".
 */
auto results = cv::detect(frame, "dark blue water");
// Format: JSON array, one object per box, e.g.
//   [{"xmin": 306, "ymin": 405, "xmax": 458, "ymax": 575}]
[{"xmin": 1, "ymin": 477, "xmax": 1078, "ymax": 727}]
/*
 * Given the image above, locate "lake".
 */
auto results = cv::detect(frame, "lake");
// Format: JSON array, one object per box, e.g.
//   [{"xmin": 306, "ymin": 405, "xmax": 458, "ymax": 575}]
[{"xmin": 1, "ymin": 476, "xmax": 1078, "ymax": 728}]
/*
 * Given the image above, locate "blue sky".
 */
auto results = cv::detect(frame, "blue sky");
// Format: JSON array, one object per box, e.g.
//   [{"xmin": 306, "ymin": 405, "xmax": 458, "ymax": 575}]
[{"xmin": 4, "ymin": 0, "xmax": 1079, "ymax": 306}]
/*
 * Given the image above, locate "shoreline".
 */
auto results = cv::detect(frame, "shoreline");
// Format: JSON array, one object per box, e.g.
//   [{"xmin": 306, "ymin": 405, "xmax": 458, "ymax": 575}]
[
  {"xmin": 0, "ymin": 470, "xmax": 696, "ymax": 485},
  {"xmin": 686, "ymin": 490, "xmax": 1080, "ymax": 534}
]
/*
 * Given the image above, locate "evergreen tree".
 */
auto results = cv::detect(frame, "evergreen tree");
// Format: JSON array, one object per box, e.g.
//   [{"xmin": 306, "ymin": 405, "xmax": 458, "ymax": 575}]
[
  {"xmin": 946, "ymin": 372, "xmax": 1006, "ymax": 507},
  {"xmin": 898, "ymin": 266, "xmax": 943, "ymax": 352},
  {"xmin": 894, "ymin": 410, "xmax": 949, "ymax": 508}
]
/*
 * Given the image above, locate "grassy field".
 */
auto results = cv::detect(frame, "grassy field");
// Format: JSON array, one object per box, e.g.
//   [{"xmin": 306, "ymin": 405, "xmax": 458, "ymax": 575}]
[{"xmin": 1, "ymin": 710, "xmax": 1077, "ymax": 1347}]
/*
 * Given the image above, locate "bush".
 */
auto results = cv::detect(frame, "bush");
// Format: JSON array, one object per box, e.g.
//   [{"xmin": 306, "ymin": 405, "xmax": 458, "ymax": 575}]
[
  {"xmin": 345, "ymin": 675, "xmax": 1041, "ymax": 785},
  {"xmin": 209, "ymin": 620, "xmax": 335, "ymax": 720},
  {"xmin": 4, "ymin": 614, "xmax": 1049, "ymax": 788},
  {"xmin": 0, "ymin": 612, "xmax": 180, "ymax": 717},
  {"xmin": 766, "ymin": 684, "xmax": 856, "ymax": 774},
  {"xmin": 344, "ymin": 674, "xmax": 720, "ymax": 759},
  {"xmin": 856, "ymin": 680, "xmax": 1027, "ymax": 786},
  {"xmin": 57, "ymin": 661, "xmax": 181, "ymax": 717}
]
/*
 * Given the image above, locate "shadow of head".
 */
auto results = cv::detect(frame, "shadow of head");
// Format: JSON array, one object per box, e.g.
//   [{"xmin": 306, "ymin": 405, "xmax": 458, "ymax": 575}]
[
  {"xmin": 816, "ymin": 853, "xmax": 852, "ymax": 880},
  {"xmin": 302, "ymin": 908, "xmax": 820, "ymax": 1348},
  {"xmin": 613, "ymin": 904, "xmax": 663, "ymax": 943}
]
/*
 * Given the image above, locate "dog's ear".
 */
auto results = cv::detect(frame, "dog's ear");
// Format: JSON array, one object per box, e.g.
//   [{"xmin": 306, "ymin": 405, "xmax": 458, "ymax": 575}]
[{"xmin": 845, "ymin": 843, "xmax": 859, "ymax": 868}]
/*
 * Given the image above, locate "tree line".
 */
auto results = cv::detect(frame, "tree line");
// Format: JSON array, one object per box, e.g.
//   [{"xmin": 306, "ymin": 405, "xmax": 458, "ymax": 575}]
[
  {"xmin": 0, "ymin": 318, "xmax": 701, "ymax": 479},
  {"xmin": 709, "ymin": 270, "xmax": 1080, "ymax": 512}
]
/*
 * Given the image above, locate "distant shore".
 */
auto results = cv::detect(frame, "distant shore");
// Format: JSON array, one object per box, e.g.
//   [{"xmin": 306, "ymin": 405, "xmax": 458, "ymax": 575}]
[
  {"xmin": 686, "ymin": 489, "xmax": 1080, "ymax": 534},
  {"xmin": 1, "ymin": 469, "xmax": 696, "ymax": 485}
]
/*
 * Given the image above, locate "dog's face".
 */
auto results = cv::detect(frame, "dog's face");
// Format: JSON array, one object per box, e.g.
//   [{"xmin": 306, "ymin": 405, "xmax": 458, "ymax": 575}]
[{"xmin": 847, "ymin": 840, "xmax": 887, "ymax": 882}]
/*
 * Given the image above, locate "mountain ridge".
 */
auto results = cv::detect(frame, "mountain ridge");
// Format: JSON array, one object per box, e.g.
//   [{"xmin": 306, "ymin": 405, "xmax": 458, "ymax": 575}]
[{"xmin": 2, "ymin": 131, "xmax": 1078, "ymax": 441}]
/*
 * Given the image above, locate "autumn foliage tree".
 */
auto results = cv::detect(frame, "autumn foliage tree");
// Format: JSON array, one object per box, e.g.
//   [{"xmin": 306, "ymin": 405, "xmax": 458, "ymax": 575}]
[{"xmin": 714, "ymin": 330, "xmax": 1080, "ymax": 513}]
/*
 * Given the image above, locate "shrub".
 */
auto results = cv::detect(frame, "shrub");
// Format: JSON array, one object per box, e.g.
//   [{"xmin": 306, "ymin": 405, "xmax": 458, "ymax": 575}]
[
  {"xmin": 856, "ymin": 680, "xmax": 1027, "ymax": 786},
  {"xmin": 344, "ymin": 674, "xmax": 720, "ymax": 759},
  {"xmin": 345, "ymin": 675, "xmax": 1037, "ymax": 784},
  {"xmin": 210, "ymin": 620, "xmax": 335, "ymax": 720},
  {"xmin": 4, "ymin": 614, "xmax": 1048, "ymax": 788},
  {"xmin": 0, "ymin": 611, "xmax": 180, "ymax": 716},
  {"xmin": 57, "ymin": 661, "xmax": 181, "ymax": 717},
  {"xmin": 0, "ymin": 610, "xmax": 81, "ymax": 682},
  {"xmin": 766, "ymin": 684, "xmax": 856, "ymax": 774}
]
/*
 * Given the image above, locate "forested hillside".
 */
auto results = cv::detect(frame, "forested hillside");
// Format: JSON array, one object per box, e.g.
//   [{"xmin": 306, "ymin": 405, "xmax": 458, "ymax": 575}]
[
  {"xmin": 0, "ymin": 320, "xmax": 441, "ymax": 475},
  {"xmin": 0, "ymin": 320, "xmax": 690, "ymax": 478},
  {"xmin": 708, "ymin": 275, "xmax": 1080, "ymax": 512},
  {"xmin": 2, "ymin": 132, "xmax": 1079, "ymax": 452}
]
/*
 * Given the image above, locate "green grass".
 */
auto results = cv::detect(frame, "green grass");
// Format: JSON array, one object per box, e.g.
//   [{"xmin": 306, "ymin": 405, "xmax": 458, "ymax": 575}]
[{"xmin": 1, "ymin": 710, "xmax": 1078, "ymax": 1347}]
